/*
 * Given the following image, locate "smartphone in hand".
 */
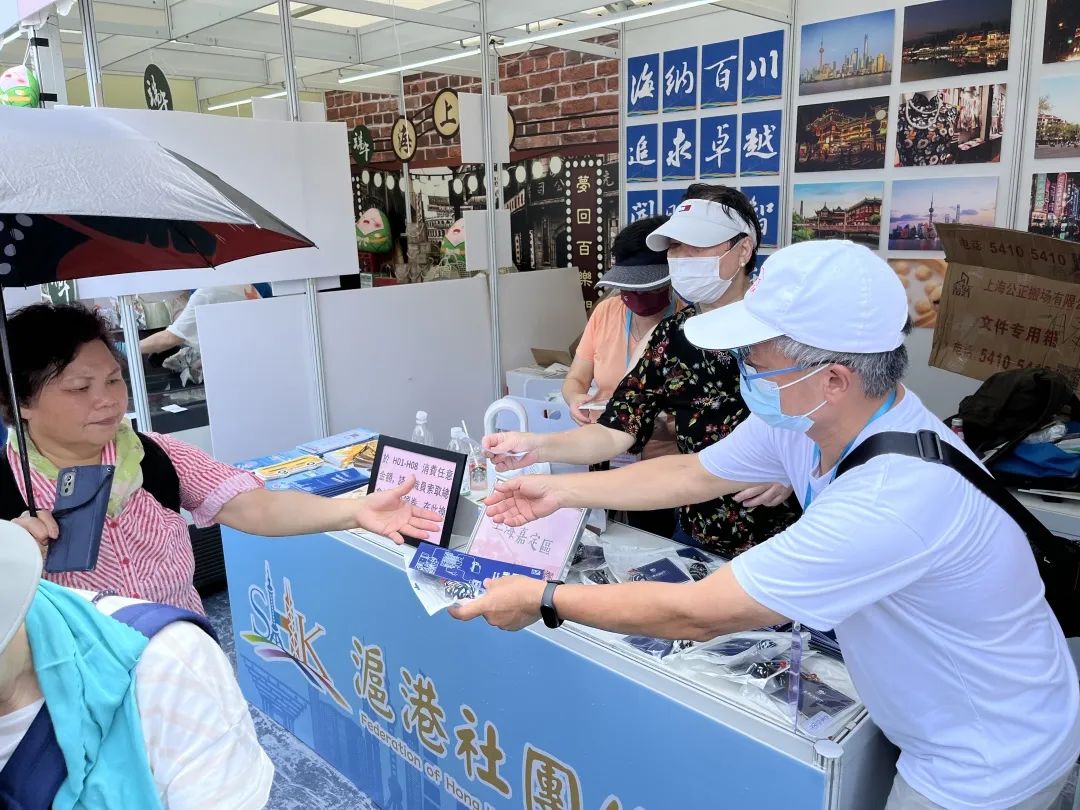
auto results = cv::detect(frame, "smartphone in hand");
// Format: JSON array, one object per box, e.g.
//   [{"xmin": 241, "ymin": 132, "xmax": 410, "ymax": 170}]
[{"xmin": 44, "ymin": 464, "xmax": 114, "ymax": 574}]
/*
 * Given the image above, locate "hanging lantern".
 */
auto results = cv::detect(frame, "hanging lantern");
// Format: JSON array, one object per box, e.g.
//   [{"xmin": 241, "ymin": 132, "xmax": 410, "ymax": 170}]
[{"xmin": 0, "ymin": 65, "xmax": 40, "ymax": 108}]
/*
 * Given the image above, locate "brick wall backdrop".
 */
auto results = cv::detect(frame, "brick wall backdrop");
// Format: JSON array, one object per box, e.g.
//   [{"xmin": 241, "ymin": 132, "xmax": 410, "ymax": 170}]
[{"xmin": 325, "ymin": 38, "xmax": 619, "ymax": 168}]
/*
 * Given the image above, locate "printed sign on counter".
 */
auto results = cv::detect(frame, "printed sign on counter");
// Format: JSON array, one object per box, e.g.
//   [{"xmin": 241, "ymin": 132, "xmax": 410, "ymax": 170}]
[
  {"xmin": 467, "ymin": 507, "xmax": 588, "ymax": 580},
  {"xmin": 368, "ymin": 436, "xmax": 466, "ymax": 547}
]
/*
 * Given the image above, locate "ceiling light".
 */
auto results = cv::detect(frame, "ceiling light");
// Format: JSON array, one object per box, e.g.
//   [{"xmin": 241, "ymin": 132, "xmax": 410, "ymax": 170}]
[
  {"xmin": 339, "ymin": 47, "xmax": 481, "ymax": 84},
  {"xmin": 206, "ymin": 90, "xmax": 286, "ymax": 112},
  {"xmin": 501, "ymin": 0, "xmax": 716, "ymax": 48}
]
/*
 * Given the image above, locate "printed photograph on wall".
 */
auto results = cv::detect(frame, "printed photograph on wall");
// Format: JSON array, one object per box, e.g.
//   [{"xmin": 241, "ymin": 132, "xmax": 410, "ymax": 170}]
[
  {"xmin": 1029, "ymin": 172, "xmax": 1080, "ymax": 243},
  {"xmin": 1035, "ymin": 77, "xmax": 1080, "ymax": 159},
  {"xmin": 889, "ymin": 258, "xmax": 947, "ymax": 329},
  {"xmin": 1044, "ymin": 0, "xmax": 1080, "ymax": 64},
  {"xmin": 795, "ymin": 97, "xmax": 889, "ymax": 172},
  {"xmin": 889, "ymin": 176, "xmax": 998, "ymax": 251},
  {"xmin": 799, "ymin": 10, "xmax": 895, "ymax": 96},
  {"xmin": 900, "ymin": 0, "xmax": 1011, "ymax": 82},
  {"xmin": 895, "ymin": 84, "xmax": 1006, "ymax": 166},
  {"xmin": 792, "ymin": 181, "xmax": 884, "ymax": 247}
]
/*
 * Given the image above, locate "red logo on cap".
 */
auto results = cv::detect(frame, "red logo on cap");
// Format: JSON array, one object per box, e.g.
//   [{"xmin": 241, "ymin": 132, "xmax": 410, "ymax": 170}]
[
  {"xmin": 748, "ymin": 271, "xmax": 764, "ymax": 295},
  {"xmin": 678, "ymin": 203, "xmax": 693, "ymax": 211}
]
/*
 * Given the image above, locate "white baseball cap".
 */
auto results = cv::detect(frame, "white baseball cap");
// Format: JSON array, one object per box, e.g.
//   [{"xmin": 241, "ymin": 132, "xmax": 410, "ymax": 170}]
[
  {"xmin": 0, "ymin": 521, "xmax": 42, "ymax": 656},
  {"xmin": 684, "ymin": 240, "xmax": 909, "ymax": 353},
  {"xmin": 646, "ymin": 198, "xmax": 759, "ymax": 251}
]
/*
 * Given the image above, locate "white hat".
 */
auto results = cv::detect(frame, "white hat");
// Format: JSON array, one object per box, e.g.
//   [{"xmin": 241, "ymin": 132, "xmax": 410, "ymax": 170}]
[
  {"xmin": 684, "ymin": 240, "xmax": 908, "ymax": 353},
  {"xmin": 646, "ymin": 198, "xmax": 759, "ymax": 251},
  {"xmin": 0, "ymin": 521, "xmax": 41, "ymax": 656}
]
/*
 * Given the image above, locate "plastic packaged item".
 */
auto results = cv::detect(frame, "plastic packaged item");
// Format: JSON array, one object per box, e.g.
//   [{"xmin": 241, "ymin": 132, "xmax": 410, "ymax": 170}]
[
  {"xmin": 405, "ymin": 543, "xmax": 545, "ymax": 616},
  {"xmin": 411, "ymin": 410, "xmax": 435, "ymax": 447},
  {"xmin": 949, "ymin": 416, "xmax": 965, "ymax": 440},
  {"xmin": 1023, "ymin": 422, "xmax": 1067, "ymax": 444}
]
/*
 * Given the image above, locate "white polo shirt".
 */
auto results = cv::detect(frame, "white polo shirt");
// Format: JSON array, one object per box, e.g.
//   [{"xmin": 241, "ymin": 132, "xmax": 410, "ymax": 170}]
[{"xmin": 699, "ymin": 388, "xmax": 1080, "ymax": 809}]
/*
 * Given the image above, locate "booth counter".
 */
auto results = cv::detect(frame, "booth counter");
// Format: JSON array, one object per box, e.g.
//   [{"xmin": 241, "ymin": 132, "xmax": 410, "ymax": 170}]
[{"xmin": 223, "ymin": 518, "xmax": 898, "ymax": 810}]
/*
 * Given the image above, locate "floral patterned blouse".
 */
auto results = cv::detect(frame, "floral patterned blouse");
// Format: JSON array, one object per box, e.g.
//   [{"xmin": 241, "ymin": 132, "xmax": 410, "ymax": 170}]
[{"xmin": 597, "ymin": 305, "xmax": 800, "ymax": 557}]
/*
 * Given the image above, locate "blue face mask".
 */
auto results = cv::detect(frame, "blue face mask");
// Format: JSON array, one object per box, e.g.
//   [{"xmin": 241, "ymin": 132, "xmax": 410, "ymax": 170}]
[{"xmin": 736, "ymin": 355, "xmax": 828, "ymax": 433}]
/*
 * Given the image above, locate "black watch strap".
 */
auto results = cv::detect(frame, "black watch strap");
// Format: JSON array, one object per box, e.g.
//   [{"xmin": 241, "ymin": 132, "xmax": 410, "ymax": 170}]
[{"xmin": 540, "ymin": 580, "xmax": 564, "ymax": 629}]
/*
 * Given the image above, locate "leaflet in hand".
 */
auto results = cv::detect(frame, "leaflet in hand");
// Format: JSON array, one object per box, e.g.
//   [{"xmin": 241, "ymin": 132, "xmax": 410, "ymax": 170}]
[{"xmin": 406, "ymin": 543, "xmax": 546, "ymax": 616}]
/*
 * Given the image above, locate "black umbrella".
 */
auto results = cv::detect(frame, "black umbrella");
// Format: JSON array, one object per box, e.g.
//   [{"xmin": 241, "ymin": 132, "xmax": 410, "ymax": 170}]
[{"xmin": 0, "ymin": 106, "xmax": 316, "ymax": 513}]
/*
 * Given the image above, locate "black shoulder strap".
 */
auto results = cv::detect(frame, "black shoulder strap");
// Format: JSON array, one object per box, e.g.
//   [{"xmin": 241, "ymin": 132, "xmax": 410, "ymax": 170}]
[
  {"xmin": 837, "ymin": 431, "xmax": 1055, "ymax": 543},
  {"xmin": 136, "ymin": 432, "xmax": 181, "ymax": 514},
  {"xmin": 0, "ymin": 452, "xmax": 27, "ymax": 520},
  {"xmin": 837, "ymin": 430, "xmax": 1080, "ymax": 636}
]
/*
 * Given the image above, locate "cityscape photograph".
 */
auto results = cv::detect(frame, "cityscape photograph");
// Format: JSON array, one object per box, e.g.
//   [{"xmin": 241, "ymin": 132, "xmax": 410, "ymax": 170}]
[
  {"xmin": 895, "ymin": 84, "xmax": 1006, "ymax": 166},
  {"xmin": 795, "ymin": 97, "xmax": 890, "ymax": 172},
  {"xmin": 799, "ymin": 11, "xmax": 895, "ymax": 95},
  {"xmin": 1035, "ymin": 77, "xmax": 1080, "ymax": 159},
  {"xmin": 901, "ymin": 0, "xmax": 1012, "ymax": 82},
  {"xmin": 889, "ymin": 176, "xmax": 998, "ymax": 250},
  {"xmin": 792, "ymin": 181, "xmax": 884, "ymax": 247},
  {"xmin": 1029, "ymin": 172, "xmax": 1080, "ymax": 243},
  {"xmin": 1043, "ymin": 0, "xmax": 1080, "ymax": 64}
]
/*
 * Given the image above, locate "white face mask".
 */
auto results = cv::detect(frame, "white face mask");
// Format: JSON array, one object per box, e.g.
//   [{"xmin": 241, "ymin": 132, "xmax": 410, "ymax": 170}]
[{"xmin": 668, "ymin": 247, "xmax": 736, "ymax": 305}]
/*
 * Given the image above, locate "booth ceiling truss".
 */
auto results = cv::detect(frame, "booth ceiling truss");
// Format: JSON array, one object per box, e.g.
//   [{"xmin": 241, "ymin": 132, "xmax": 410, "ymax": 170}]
[{"xmin": 1, "ymin": 0, "xmax": 792, "ymax": 106}]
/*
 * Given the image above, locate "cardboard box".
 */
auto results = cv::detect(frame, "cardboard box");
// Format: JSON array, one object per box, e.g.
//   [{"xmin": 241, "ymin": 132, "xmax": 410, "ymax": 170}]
[{"xmin": 931, "ymin": 224, "xmax": 1080, "ymax": 394}]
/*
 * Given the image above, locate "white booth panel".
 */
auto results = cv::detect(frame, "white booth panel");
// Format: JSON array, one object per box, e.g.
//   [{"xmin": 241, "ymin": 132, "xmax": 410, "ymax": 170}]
[
  {"xmin": 199, "ymin": 294, "xmax": 321, "ymax": 462},
  {"xmin": 319, "ymin": 277, "xmax": 496, "ymax": 446},
  {"xmin": 497, "ymin": 267, "xmax": 588, "ymax": 379}
]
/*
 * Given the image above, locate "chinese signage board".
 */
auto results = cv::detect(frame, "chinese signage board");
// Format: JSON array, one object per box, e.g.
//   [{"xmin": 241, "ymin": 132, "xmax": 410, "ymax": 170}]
[
  {"xmin": 932, "ymin": 224, "xmax": 1080, "ymax": 393},
  {"xmin": 350, "ymin": 125, "xmax": 375, "ymax": 167},
  {"xmin": 143, "ymin": 65, "xmax": 173, "ymax": 111},
  {"xmin": 565, "ymin": 159, "xmax": 606, "ymax": 311}
]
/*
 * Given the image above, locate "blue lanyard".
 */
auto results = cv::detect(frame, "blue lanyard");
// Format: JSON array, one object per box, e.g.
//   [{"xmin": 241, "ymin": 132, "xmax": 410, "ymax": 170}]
[{"xmin": 803, "ymin": 389, "xmax": 897, "ymax": 508}]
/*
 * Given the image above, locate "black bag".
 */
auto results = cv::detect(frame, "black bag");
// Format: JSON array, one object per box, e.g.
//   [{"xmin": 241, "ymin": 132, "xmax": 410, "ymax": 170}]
[
  {"xmin": 837, "ymin": 430, "xmax": 1080, "ymax": 638},
  {"xmin": 953, "ymin": 368, "xmax": 1080, "ymax": 464},
  {"xmin": 0, "ymin": 431, "xmax": 181, "ymax": 520}
]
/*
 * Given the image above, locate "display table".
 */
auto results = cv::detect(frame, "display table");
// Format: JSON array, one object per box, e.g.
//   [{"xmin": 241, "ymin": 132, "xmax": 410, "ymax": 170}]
[{"xmin": 223, "ymin": 520, "xmax": 897, "ymax": 810}]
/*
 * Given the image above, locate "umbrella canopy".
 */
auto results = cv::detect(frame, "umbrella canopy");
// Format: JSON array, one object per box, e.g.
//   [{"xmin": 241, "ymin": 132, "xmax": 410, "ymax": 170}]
[
  {"xmin": 0, "ymin": 105, "xmax": 316, "ymax": 517},
  {"xmin": 0, "ymin": 106, "xmax": 314, "ymax": 285}
]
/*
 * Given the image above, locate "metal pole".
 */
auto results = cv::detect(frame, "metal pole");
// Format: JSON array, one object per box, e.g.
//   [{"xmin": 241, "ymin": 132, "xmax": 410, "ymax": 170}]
[
  {"xmin": 618, "ymin": 23, "xmax": 627, "ymax": 225},
  {"xmin": 1006, "ymin": 0, "xmax": 1038, "ymax": 229},
  {"xmin": 398, "ymin": 73, "xmax": 414, "ymax": 228},
  {"xmin": 78, "ymin": 1, "xmax": 153, "ymax": 430},
  {"xmin": 479, "ymin": 0, "xmax": 502, "ymax": 399},
  {"xmin": 29, "ymin": 16, "xmax": 69, "ymax": 107},
  {"xmin": 780, "ymin": 0, "xmax": 798, "ymax": 247},
  {"xmin": 78, "ymin": 0, "xmax": 103, "ymax": 107},
  {"xmin": 278, "ymin": 0, "xmax": 330, "ymax": 436},
  {"xmin": 118, "ymin": 296, "xmax": 153, "ymax": 432},
  {"xmin": 0, "ymin": 286, "xmax": 37, "ymax": 515},
  {"xmin": 490, "ymin": 47, "xmax": 502, "ymax": 211}
]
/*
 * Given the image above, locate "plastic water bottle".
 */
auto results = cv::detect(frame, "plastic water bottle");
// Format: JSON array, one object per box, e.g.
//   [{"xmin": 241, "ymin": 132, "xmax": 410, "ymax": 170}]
[
  {"xmin": 447, "ymin": 428, "xmax": 471, "ymax": 495},
  {"xmin": 411, "ymin": 410, "xmax": 434, "ymax": 447}
]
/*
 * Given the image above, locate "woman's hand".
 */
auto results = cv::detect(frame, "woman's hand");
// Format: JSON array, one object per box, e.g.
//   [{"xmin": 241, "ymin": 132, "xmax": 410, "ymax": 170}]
[
  {"xmin": 483, "ymin": 476, "xmax": 563, "ymax": 526},
  {"xmin": 731, "ymin": 483, "xmax": 793, "ymax": 509},
  {"xmin": 13, "ymin": 510, "xmax": 59, "ymax": 559},
  {"xmin": 566, "ymin": 391, "xmax": 599, "ymax": 426},
  {"xmin": 482, "ymin": 432, "xmax": 543, "ymax": 472},
  {"xmin": 357, "ymin": 477, "xmax": 443, "ymax": 545}
]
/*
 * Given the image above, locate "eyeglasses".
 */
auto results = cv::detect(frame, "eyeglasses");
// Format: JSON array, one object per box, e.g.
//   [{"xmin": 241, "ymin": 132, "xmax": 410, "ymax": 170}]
[{"xmin": 730, "ymin": 348, "xmax": 805, "ymax": 382}]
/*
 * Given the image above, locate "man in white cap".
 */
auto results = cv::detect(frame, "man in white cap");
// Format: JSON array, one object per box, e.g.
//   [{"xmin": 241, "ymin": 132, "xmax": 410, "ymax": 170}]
[
  {"xmin": 452, "ymin": 240, "xmax": 1080, "ymax": 809},
  {"xmin": 0, "ymin": 521, "xmax": 272, "ymax": 808}
]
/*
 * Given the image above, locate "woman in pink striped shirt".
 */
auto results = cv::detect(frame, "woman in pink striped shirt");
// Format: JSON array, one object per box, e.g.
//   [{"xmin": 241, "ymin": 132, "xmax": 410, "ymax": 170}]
[{"xmin": 0, "ymin": 304, "xmax": 440, "ymax": 614}]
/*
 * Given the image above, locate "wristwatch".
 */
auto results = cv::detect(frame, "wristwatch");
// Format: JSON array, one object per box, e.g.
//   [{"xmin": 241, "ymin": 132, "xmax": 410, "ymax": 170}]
[{"xmin": 540, "ymin": 580, "xmax": 564, "ymax": 629}]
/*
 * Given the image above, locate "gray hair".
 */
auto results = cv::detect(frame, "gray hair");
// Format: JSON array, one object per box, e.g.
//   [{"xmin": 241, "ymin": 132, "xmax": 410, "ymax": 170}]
[{"xmin": 770, "ymin": 318, "xmax": 913, "ymax": 399}]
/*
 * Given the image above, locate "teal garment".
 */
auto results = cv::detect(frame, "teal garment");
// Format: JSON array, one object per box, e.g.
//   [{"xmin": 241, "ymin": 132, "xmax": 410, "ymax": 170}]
[{"xmin": 24, "ymin": 582, "xmax": 163, "ymax": 810}]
